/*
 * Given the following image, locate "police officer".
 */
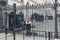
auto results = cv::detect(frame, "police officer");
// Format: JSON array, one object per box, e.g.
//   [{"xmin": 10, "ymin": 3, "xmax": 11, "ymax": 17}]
[{"xmin": 26, "ymin": 20, "xmax": 32, "ymax": 36}]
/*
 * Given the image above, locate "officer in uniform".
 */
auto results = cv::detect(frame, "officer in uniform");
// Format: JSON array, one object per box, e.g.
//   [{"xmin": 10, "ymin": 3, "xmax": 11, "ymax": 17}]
[{"xmin": 26, "ymin": 20, "xmax": 32, "ymax": 36}]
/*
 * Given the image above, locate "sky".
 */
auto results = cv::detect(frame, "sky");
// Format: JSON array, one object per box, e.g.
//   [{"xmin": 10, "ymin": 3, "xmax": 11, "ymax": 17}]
[{"xmin": 8, "ymin": 0, "xmax": 60, "ymax": 6}]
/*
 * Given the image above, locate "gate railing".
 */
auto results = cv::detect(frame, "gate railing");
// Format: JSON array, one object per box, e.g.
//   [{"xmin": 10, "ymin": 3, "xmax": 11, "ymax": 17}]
[{"xmin": 0, "ymin": 30, "xmax": 60, "ymax": 40}]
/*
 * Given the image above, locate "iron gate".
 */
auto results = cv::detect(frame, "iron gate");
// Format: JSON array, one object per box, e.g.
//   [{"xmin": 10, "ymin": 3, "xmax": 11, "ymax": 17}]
[{"xmin": 0, "ymin": 0, "xmax": 60, "ymax": 40}]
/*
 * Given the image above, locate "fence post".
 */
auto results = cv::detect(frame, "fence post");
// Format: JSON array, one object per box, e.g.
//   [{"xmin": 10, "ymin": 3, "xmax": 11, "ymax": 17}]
[
  {"xmin": 45, "ymin": 32, "xmax": 47, "ymax": 40},
  {"xmin": 48, "ymin": 32, "xmax": 50, "ymax": 40},
  {"xmin": 50, "ymin": 32, "xmax": 52, "ymax": 40},
  {"xmin": 5, "ymin": 28, "xmax": 7, "ymax": 40},
  {"xmin": 13, "ymin": 29, "xmax": 15, "ymax": 40},
  {"xmin": 13, "ymin": 3, "xmax": 16, "ymax": 40}
]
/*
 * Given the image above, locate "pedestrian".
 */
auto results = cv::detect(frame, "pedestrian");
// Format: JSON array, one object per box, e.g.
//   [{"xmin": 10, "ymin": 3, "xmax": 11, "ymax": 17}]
[{"xmin": 26, "ymin": 20, "xmax": 32, "ymax": 36}]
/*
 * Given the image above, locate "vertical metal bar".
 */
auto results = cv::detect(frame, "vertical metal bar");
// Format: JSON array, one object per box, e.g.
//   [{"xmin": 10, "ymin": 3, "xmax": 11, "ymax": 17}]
[
  {"xmin": 13, "ymin": 3, "xmax": 16, "ymax": 40},
  {"xmin": 5, "ymin": 28, "xmax": 7, "ymax": 40},
  {"xmin": 45, "ymin": 32, "xmax": 47, "ymax": 40},
  {"xmin": 54, "ymin": 0, "xmax": 58, "ymax": 38},
  {"xmin": 50, "ymin": 32, "xmax": 52, "ymax": 40},
  {"xmin": 23, "ymin": 28, "xmax": 24, "ymax": 40},
  {"xmin": 48, "ymin": 32, "xmax": 50, "ymax": 40},
  {"xmin": 13, "ymin": 4, "xmax": 16, "ymax": 28},
  {"xmin": 13, "ymin": 30, "xmax": 15, "ymax": 40},
  {"xmin": 26, "ymin": 3, "xmax": 29, "ymax": 21},
  {"xmin": 0, "ymin": 3, "xmax": 3, "ymax": 29},
  {"xmin": 4, "ymin": 12, "xmax": 8, "ymax": 29},
  {"xmin": 5, "ymin": 8, "xmax": 8, "ymax": 38},
  {"xmin": 1, "ymin": 5, "xmax": 3, "ymax": 29},
  {"xmin": 32, "ymin": 5, "xmax": 35, "ymax": 40}
]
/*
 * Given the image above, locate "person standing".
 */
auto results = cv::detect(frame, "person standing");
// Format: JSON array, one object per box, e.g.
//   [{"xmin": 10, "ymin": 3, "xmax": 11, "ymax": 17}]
[{"xmin": 26, "ymin": 20, "xmax": 32, "ymax": 36}]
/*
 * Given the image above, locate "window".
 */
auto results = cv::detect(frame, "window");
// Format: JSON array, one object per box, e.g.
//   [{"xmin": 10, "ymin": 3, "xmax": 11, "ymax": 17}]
[
  {"xmin": 48, "ymin": 16, "xmax": 53, "ymax": 20},
  {"xmin": 31, "ymin": 13, "xmax": 44, "ymax": 22},
  {"xmin": 36, "ymin": 15, "xmax": 44, "ymax": 22}
]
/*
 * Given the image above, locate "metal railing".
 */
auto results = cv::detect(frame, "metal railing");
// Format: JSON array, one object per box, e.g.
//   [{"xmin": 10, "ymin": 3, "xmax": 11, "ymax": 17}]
[{"xmin": 0, "ymin": 30, "xmax": 60, "ymax": 40}]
